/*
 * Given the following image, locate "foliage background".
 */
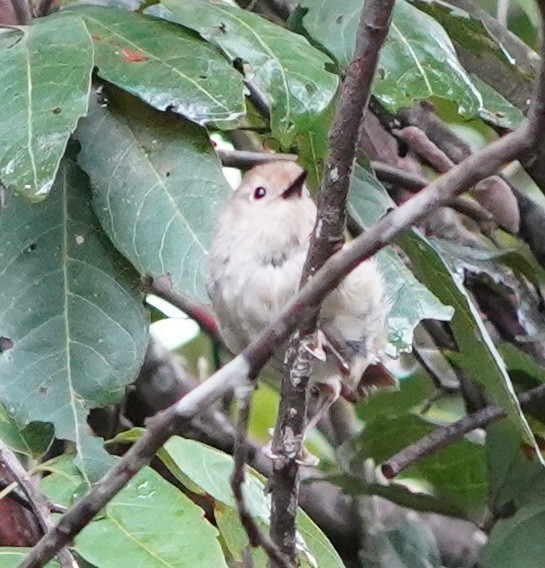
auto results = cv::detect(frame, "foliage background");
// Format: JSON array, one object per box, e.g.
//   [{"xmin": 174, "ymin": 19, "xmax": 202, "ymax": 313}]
[{"xmin": 1, "ymin": 0, "xmax": 545, "ymax": 566}]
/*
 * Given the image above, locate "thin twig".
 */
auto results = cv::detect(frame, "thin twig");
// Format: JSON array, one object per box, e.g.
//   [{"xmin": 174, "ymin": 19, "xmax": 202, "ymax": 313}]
[
  {"xmin": 371, "ymin": 161, "xmax": 428, "ymax": 191},
  {"xmin": 269, "ymin": 0, "xmax": 396, "ymax": 562},
  {"xmin": 149, "ymin": 275, "xmax": 220, "ymax": 340},
  {"xmin": 382, "ymin": 383, "xmax": 545, "ymax": 479},
  {"xmin": 19, "ymin": 7, "xmax": 545, "ymax": 563},
  {"xmin": 230, "ymin": 391, "xmax": 292, "ymax": 568},
  {"xmin": 217, "ymin": 149, "xmax": 297, "ymax": 169},
  {"xmin": 0, "ymin": 441, "xmax": 76, "ymax": 568}
]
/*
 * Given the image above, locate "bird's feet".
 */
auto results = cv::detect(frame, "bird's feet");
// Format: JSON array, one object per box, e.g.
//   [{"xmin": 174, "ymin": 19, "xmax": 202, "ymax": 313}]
[{"xmin": 262, "ymin": 441, "xmax": 320, "ymax": 467}]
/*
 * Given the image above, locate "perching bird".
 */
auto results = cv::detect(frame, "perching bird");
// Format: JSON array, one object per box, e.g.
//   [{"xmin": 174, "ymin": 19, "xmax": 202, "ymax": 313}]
[{"xmin": 207, "ymin": 161, "xmax": 392, "ymax": 459}]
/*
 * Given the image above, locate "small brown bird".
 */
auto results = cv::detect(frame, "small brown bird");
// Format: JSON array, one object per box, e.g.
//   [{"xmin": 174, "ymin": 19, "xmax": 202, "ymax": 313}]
[{"xmin": 207, "ymin": 161, "xmax": 392, "ymax": 461}]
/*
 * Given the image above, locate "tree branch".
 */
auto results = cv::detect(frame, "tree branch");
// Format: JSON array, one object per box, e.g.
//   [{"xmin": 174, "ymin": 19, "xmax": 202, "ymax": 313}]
[
  {"xmin": 268, "ymin": 0, "xmax": 395, "ymax": 562},
  {"xmin": 19, "ymin": 3, "xmax": 545, "ymax": 563},
  {"xmin": 149, "ymin": 275, "xmax": 220, "ymax": 340},
  {"xmin": 382, "ymin": 382, "xmax": 545, "ymax": 479},
  {"xmin": 0, "ymin": 441, "xmax": 76, "ymax": 568},
  {"xmin": 10, "ymin": 0, "xmax": 31, "ymax": 23},
  {"xmin": 217, "ymin": 149, "xmax": 297, "ymax": 169},
  {"xmin": 230, "ymin": 392, "xmax": 291, "ymax": 568}
]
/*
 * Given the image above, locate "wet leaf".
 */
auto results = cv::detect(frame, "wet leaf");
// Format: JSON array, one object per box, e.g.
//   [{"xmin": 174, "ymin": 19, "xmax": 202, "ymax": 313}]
[
  {"xmin": 77, "ymin": 88, "xmax": 231, "ymax": 303},
  {"xmin": 348, "ymin": 164, "xmax": 453, "ymax": 354},
  {"xmin": 146, "ymin": 0, "xmax": 338, "ymax": 147},
  {"xmin": 0, "ymin": 154, "xmax": 149, "ymax": 480},
  {"xmin": 0, "ymin": 15, "xmax": 93, "ymax": 200},
  {"xmin": 159, "ymin": 437, "xmax": 345, "ymax": 568},
  {"xmin": 399, "ymin": 231, "xmax": 542, "ymax": 457},
  {"xmin": 41, "ymin": 458, "xmax": 228, "ymax": 568},
  {"xmin": 71, "ymin": 5, "xmax": 245, "ymax": 127},
  {"xmin": 298, "ymin": 0, "xmax": 481, "ymax": 116}
]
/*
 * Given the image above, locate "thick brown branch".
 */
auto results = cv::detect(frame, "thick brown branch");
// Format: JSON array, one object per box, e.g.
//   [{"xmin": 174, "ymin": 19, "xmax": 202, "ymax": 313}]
[{"xmin": 269, "ymin": 0, "xmax": 396, "ymax": 562}]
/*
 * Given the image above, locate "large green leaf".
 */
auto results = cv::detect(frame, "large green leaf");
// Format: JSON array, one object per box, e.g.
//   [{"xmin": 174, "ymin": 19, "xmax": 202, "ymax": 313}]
[
  {"xmin": 486, "ymin": 422, "xmax": 543, "ymax": 516},
  {"xmin": 70, "ymin": 5, "xmax": 245, "ymax": 127},
  {"xmin": 481, "ymin": 422, "xmax": 545, "ymax": 568},
  {"xmin": 146, "ymin": 0, "xmax": 338, "ymax": 148},
  {"xmin": 348, "ymin": 164, "xmax": 453, "ymax": 354},
  {"xmin": 0, "ymin": 155, "xmax": 149, "ymax": 480},
  {"xmin": 0, "ymin": 15, "xmax": 93, "ymax": 201},
  {"xmin": 481, "ymin": 474, "xmax": 545, "ymax": 568},
  {"xmin": 159, "ymin": 437, "xmax": 345, "ymax": 568},
  {"xmin": 41, "ymin": 457, "xmax": 228, "ymax": 568},
  {"xmin": 297, "ymin": 0, "xmax": 481, "ymax": 116},
  {"xmin": 409, "ymin": 0, "xmax": 536, "ymax": 112},
  {"xmin": 352, "ymin": 413, "xmax": 487, "ymax": 515},
  {"xmin": 399, "ymin": 231, "xmax": 541, "ymax": 457},
  {"xmin": 0, "ymin": 549, "xmax": 58, "ymax": 568},
  {"xmin": 471, "ymin": 74, "xmax": 524, "ymax": 130},
  {"xmin": 77, "ymin": 88, "xmax": 231, "ymax": 303}
]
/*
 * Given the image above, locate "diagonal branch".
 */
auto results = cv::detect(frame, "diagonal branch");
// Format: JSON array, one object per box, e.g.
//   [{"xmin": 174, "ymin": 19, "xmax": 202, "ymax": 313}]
[
  {"xmin": 382, "ymin": 382, "xmax": 545, "ymax": 479},
  {"xmin": 230, "ymin": 392, "xmax": 291, "ymax": 568},
  {"xmin": 19, "ymin": 2, "xmax": 545, "ymax": 565},
  {"xmin": 269, "ymin": 0, "xmax": 396, "ymax": 562}
]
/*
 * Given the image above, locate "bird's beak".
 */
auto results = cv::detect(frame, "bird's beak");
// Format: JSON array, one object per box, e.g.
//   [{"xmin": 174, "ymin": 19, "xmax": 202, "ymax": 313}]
[{"xmin": 281, "ymin": 171, "xmax": 307, "ymax": 199}]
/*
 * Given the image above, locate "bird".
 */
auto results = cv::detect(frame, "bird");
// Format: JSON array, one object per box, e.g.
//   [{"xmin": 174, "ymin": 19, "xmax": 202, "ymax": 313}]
[{"xmin": 207, "ymin": 160, "xmax": 393, "ymax": 461}]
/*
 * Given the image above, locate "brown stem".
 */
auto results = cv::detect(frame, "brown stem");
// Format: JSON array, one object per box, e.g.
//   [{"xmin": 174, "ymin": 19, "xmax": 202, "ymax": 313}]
[
  {"xmin": 231, "ymin": 392, "xmax": 292, "ymax": 568},
  {"xmin": 217, "ymin": 149, "xmax": 297, "ymax": 169},
  {"xmin": 382, "ymin": 383, "xmax": 545, "ymax": 479},
  {"xmin": 149, "ymin": 275, "xmax": 220, "ymax": 340}
]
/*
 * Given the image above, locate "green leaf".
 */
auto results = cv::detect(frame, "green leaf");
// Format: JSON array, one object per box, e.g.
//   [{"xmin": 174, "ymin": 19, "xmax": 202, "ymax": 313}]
[
  {"xmin": 349, "ymin": 413, "xmax": 488, "ymax": 516},
  {"xmin": 41, "ymin": 458, "xmax": 229, "ymax": 568},
  {"xmin": 399, "ymin": 231, "xmax": 542, "ymax": 458},
  {"xmin": 215, "ymin": 507, "xmax": 268, "ymax": 567},
  {"xmin": 71, "ymin": 5, "xmax": 245, "ymax": 127},
  {"xmin": 499, "ymin": 343, "xmax": 545, "ymax": 385},
  {"xmin": 486, "ymin": 421, "xmax": 543, "ymax": 515},
  {"xmin": 0, "ymin": 154, "xmax": 149, "ymax": 481},
  {"xmin": 146, "ymin": 0, "xmax": 338, "ymax": 148},
  {"xmin": 409, "ymin": 0, "xmax": 536, "ymax": 112},
  {"xmin": 0, "ymin": 15, "xmax": 93, "ymax": 201},
  {"xmin": 298, "ymin": 0, "xmax": 481, "ymax": 116},
  {"xmin": 77, "ymin": 88, "xmax": 231, "ymax": 303},
  {"xmin": 481, "ymin": 474, "xmax": 545, "ymax": 568},
  {"xmin": 159, "ymin": 437, "xmax": 345, "ymax": 568},
  {"xmin": 327, "ymin": 473, "xmax": 467, "ymax": 518},
  {"xmin": 428, "ymin": 238, "xmax": 545, "ymax": 341},
  {"xmin": 0, "ymin": 549, "xmax": 58, "ymax": 568},
  {"xmin": 356, "ymin": 372, "xmax": 436, "ymax": 423},
  {"xmin": 297, "ymin": 98, "xmax": 335, "ymax": 188},
  {"xmin": 348, "ymin": 164, "xmax": 453, "ymax": 354},
  {"xmin": 471, "ymin": 75, "xmax": 524, "ymax": 130},
  {"xmin": 0, "ymin": 405, "xmax": 53, "ymax": 458},
  {"xmin": 380, "ymin": 520, "xmax": 441, "ymax": 568}
]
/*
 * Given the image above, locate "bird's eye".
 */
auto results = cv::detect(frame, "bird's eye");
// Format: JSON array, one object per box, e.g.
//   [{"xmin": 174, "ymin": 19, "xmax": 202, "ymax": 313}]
[{"xmin": 253, "ymin": 186, "xmax": 267, "ymax": 200}]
